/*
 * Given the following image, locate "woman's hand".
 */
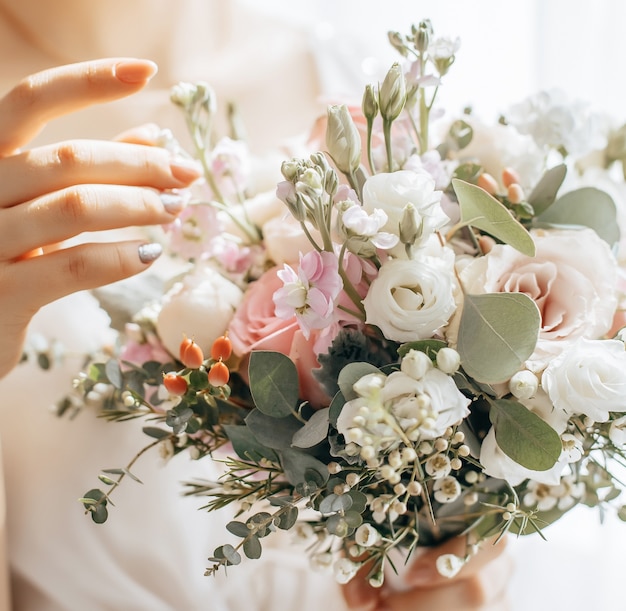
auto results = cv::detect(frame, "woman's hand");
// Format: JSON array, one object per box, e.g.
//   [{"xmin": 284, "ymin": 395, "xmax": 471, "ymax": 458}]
[
  {"xmin": 0, "ymin": 58, "xmax": 201, "ymax": 379},
  {"xmin": 342, "ymin": 536, "xmax": 512, "ymax": 611}
]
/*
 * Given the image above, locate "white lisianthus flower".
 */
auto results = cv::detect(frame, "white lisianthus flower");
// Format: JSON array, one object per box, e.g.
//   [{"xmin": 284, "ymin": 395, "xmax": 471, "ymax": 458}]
[
  {"xmin": 382, "ymin": 369, "xmax": 470, "ymax": 440},
  {"xmin": 361, "ymin": 170, "xmax": 448, "ymax": 256},
  {"xmin": 542, "ymin": 338, "xmax": 626, "ymax": 422},
  {"xmin": 156, "ymin": 263, "xmax": 243, "ymax": 357},
  {"xmin": 354, "ymin": 523, "xmax": 381, "ymax": 548},
  {"xmin": 363, "ymin": 256, "xmax": 456, "ymax": 342}
]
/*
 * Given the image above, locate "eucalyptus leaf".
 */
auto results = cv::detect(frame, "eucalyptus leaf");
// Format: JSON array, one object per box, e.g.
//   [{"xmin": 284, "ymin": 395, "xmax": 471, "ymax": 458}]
[
  {"xmin": 292, "ymin": 408, "xmax": 330, "ymax": 448},
  {"xmin": 142, "ymin": 427, "xmax": 171, "ymax": 440},
  {"xmin": 457, "ymin": 293, "xmax": 540, "ymax": 383},
  {"xmin": 279, "ymin": 448, "xmax": 329, "ymax": 487},
  {"xmin": 105, "ymin": 359, "xmax": 123, "ymax": 389},
  {"xmin": 274, "ymin": 505, "xmax": 298, "ymax": 530},
  {"xmin": 226, "ymin": 521, "xmax": 250, "ymax": 538},
  {"xmin": 338, "ymin": 362, "xmax": 382, "ymax": 401},
  {"xmin": 245, "ymin": 411, "xmax": 301, "ymax": 451},
  {"xmin": 527, "ymin": 164, "xmax": 567, "ymax": 216},
  {"xmin": 453, "ymin": 179, "xmax": 535, "ymax": 256},
  {"xmin": 328, "ymin": 391, "xmax": 345, "ymax": 427},
  {"xmin": 489, "ymin": 399, "xmax": 562, "ymax": 471},
  {"xmin": 223, "ymin": 424, "xmax": 278, "ymax": 462},
  {"xmin": 535, "ymin": 186, "xmax": 619, "ymax": 247},
  {"xmin": 249, "ymin": 351, "xmax": 299, "ymax": 418},
  {"xmin": 243, "ymin": 536, "xmax": 262, "ymax": 560}
]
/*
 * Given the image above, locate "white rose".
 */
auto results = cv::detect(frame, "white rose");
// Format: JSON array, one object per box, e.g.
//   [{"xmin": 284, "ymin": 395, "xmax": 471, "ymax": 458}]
[
  {"xmin": 363, "ymin": 256, "xmax": 456, "ymax": 342},
  {"xmin": 459, "ymin": 227, "xmax": 618, "ymax": 371},
  {"xmin": 361, "ymin": 170, "xmax": 448, "ymax": 256},
  {"xmin": 542, "ymin": 338, "xmax": 626, "ymax": 422},
  {"xmin": 156, "ymin": 264, "xmax": 243, "ymax": 357},
  {"xmin": 479, "ymin": 389, "xmax": 569, "ymax": 486}
]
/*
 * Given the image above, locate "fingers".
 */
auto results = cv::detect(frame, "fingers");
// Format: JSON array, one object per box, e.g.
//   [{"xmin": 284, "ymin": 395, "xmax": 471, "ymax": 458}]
[
  {"xmin": 0, "ymin": 240, "xmax": 163, "ymax": 313},
  {"xmin": 0, "ymin": 58, "xmax": 158, "ymax": 155},
  {"xmin": 382, "ymin": 553, "xmax": 514, "ymax": 611},
  {"xmin": 341, "ymin": 558, "xmax": 382, "ymax": 611},
  {"xmin": 0, "ymin": 186, "xmax": 185, "ymax": 260},
  {"xmin": 114, "ymin": 123, "xmax": 163, "ymax": 146},
  {"xmin": 0, "ymin": 140, "xmax": 200, "ymax": 209}
]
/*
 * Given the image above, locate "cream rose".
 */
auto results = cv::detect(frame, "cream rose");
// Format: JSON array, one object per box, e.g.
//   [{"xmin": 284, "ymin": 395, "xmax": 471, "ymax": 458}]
[
  {"xmin": 363, "ymin": 256, "xmax": 456, "ymax": 342},
  {"xmin": 262, "ymin": 213, "xmax": 319, "ymax": 265},
  {"xmin": 156, "ymin": 264, "xmax": 243, "ymax": 357},
  {"xmin": 542, "ymin": 338, "xmax": 626, "ymax": 422},
  {"xmin": 459, "ymin": 227, "xmax": 618, "ymax": 370},
  {"xmin": 361, "ymin": 169, "xmax": 448, "ymax": 255}
]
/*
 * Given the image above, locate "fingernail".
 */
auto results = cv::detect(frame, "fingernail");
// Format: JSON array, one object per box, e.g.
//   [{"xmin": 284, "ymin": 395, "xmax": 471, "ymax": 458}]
[
  {"xmin": 138, "ymin": 242, "xmax": 162, "ymax": 264},
  {"xmin": 169, "ymin": 158, "xmax": 202, "ymax": 183},
  {"xmin": 160, "ymin": 192, "xmax": 187, "ymax": 214},
  {"xmin": 115, "ymin": 59, "xmax": 158, "ymax": 84}
]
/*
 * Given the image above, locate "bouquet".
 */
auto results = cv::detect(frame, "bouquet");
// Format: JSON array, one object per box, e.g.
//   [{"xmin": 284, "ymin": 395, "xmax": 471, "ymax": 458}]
[{"xmin": 58, "ymin": 19, "xmax": 626, "ymax": 585}]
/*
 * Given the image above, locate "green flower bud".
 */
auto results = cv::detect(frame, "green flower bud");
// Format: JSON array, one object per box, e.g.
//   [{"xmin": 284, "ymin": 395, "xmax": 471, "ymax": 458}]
[
  {"xmin": 362, "ymin": 84, "xmax": 379, "ymax": 122},
  {"xmin": 399, "ymin": 203, "xmax": 422, "ymax": 246},
  {"xmin": 325, "ymin": 104, "xmax": 362, "ymax": 175},
  {"xmin": 379, "ymin": 63, "xmax": 406, "ymax": 123},
  {"xmin": 281, "ymin": 159, "xmax": 301, "ymax": 182},
  {"xmin": 412, "ymin": 20, "xmax": 433, "ymax": 54}
]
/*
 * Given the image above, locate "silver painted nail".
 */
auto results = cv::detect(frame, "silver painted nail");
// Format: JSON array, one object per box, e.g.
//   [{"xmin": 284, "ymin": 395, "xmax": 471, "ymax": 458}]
[
  {"xmin": 138, "ymin": 243, "xmax": 163, "ymax": 264},
  {"xmin": 160, "ymin": 192, "xmax": 186, "ymax": 213}
]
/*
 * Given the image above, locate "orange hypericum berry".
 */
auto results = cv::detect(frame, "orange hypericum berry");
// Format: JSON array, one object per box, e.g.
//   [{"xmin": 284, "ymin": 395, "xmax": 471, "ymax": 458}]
[
  {"xmin": 208, "ymin": 360, "xmax": 230, "ymax": 387},
  {"xmin": 179, "ymin": 336, "xmax": 204, "ymax": 369},
  {"xmin": 477, "ymin": 172, "xmax": 499, "ymax": 195},
  {"xmin": 502, "ymin": 167, "xmax": 521, "ymax": 188},
  {"xmin": 210, "ymin": 334, "xmax": 233, "ymax": 361},
  {"xmin": 163, "ymin": 372, "xmax": 188, "ymax": 396}
]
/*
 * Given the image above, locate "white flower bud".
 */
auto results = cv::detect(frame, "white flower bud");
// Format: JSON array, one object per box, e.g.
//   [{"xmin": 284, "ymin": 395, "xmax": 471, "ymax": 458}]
[
  {"xmin": 508, "ymin": 370, "xmax": 538, "ymax": 400},
  {"xmin": 379, "ymin": 62, "xmax": 406, "ymax": 122},
  {"xmin": 333, "ymin": 558, "xmax": 360, "ymax": 584},
  {"xmin": 345, "ymin": 473, "xmax": 360, "ymax": 487},
  {"xmin": 326, "ymin": 104, "xmax": 362, "ymax": 176},
  {"xmin": 436, "ymin": 347, "xmax": 461, "ymax": 374},
  {"xmin": 401, "ymin": 349, "xmax": 432, "ymax": 380}
]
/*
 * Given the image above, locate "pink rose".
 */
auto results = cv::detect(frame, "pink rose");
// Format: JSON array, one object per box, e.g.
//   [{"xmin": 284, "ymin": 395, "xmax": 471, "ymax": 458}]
[
  {"xmin": 459, "ymin": 227, "xmax": 618, "ymax": 370},
  {"xmin": 228, "ymin": 267, "xmax": 331, "ymax": 408}
]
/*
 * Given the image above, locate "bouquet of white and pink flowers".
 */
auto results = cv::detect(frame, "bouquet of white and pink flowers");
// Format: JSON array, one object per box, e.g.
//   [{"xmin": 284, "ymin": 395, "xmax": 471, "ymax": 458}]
[{"xmin": 58, "ymin": 19, "xmax": 626, "ymax": 585}]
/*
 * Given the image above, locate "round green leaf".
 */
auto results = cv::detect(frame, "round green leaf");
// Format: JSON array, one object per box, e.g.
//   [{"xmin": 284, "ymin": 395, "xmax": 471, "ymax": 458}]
[
  {"xmin": 292, "ymin": 408, "xmax": 330, "ymax": 448},
  {"xmin": 453, "ymin": 178, "xmax": 536, "ymax": 256},
  {"xmin": 249, "ymin": 351, "xmax": 299, "ymax": 417},
  {"xmin": 457, "ymin": 293, "xmax": 540, "ymax": 384},
  {"xmin": 243, "ymin": 536, "xmax": 262, "ymax": 560},
  {"xmin": 489, "ymin": 399, "xmax": 562, "ymax": 471},
  {"xmin": 337, "ymin": 362, "xmax": 381, "ymax": 401}
]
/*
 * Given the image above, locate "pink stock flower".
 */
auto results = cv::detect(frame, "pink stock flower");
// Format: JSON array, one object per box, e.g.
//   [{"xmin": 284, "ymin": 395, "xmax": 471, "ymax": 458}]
[
  {"xmin": 273, "ymin": 250, "xmax": 343, "ymax": 338},
  {"xmin": 166, "ymin": 202, "xmax": 221, "ymax": 260}
]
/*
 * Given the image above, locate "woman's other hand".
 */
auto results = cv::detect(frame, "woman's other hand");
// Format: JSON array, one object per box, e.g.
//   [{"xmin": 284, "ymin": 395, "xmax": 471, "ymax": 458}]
[
  {"xmin": 342, "ymin": 535, "xmax": 512, "ymax": 611},
  {"xmin": 0, "ymin": 58, "xmax": 200, "ymax": 378}
]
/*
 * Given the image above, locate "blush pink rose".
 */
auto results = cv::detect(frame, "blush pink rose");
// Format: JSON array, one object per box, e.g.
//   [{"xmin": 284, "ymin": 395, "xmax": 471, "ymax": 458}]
[
  {"xmin": 228, "ymin": 267, "xmax": 331, "ymax": 408},
  {"xmin": 459, "ymin": 227, "xmax": 618, "ymax": 371}
]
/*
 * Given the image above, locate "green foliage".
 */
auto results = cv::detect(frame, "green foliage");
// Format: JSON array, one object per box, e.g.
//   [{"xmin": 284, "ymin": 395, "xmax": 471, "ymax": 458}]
[
  {"xmin": 489, "ymin": 399, "xmax": 562, "ymax": 471},
  {"xmin": 527, "ymin": 164, "xmax": 567, "ymax": 216},
  {"xmin": 248, "ymin": 351, "xmax": 299, "ymax": 418},
  {"xmin": 80, "ymin": 488, "xmax": 108, "ymax": 524},
  {"xmin": 292, "ymin": 408, "xmax": 330, "ymax": 448},
  {"xmin": 457, "ymin": 293, "xmax": 540, "ymax": 383},
  {"xmin": 453, "ymin": 178, "xmax": 536, "ymax": 256},
  {"xmin": 535, "ymin": 186, "xmax": 620, "ymax": 248},
  {"xmin": 337, "ymin": 362, "xmax": 382, "ymax": 401},
  {"xmin": 222, "ymin": 424, "xmax": 277, "ymax": 463}
]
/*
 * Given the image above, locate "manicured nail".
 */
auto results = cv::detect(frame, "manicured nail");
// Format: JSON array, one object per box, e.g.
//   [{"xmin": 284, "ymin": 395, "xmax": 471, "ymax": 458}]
[
  {"xmin": 115, "ymin": 59, "xmax": 158, "ymax": 84},
  {"xmin": 160, "ymin": 192, "xmax": 186, "ymax": 214},
  {"xmin": 169, "ymin": 158, "xmax": 202, "ymax": 183},
  {"xmin": 138, "ymin": 243, "xmax": 162, "ymax": 264}
]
